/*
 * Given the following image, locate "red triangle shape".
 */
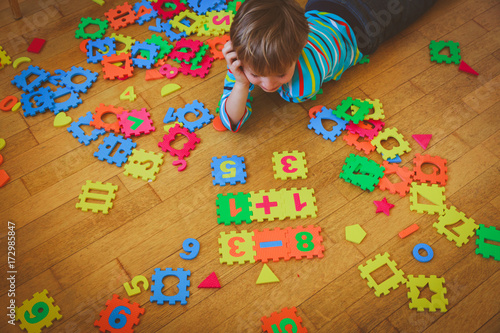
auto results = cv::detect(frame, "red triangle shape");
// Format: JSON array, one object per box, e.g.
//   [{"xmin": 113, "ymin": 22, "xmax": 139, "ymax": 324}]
[
  {"xmin": 198, "ymin": 272, "xmax": 221, "ymax": 288},
  {"xmin": 458, "ymin": 60, "xmax": 478, "ymax": 75},
  {"xmin": 412, "ymin": 134, "xmax": 432, "ymax": 150}
]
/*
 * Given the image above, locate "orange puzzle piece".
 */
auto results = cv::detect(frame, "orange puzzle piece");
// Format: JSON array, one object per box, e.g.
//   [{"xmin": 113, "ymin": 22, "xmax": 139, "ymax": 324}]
[
  {"xmin": 378, "ymin": 161, "xmax": 414, "ymax": 197},
  {"xmin": 413, "ymin": 153, "xmax": 448, "ymax": 186},
  {"xmin": 90, "ymin": 104, "xmax": 127, "ymax": 133}
]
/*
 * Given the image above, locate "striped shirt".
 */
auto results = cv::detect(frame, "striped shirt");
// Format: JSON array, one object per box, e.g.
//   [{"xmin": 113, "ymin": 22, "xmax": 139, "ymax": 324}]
[{"xmin": 219, "ymin": 10, "xmax": 362, "ymax": 132}]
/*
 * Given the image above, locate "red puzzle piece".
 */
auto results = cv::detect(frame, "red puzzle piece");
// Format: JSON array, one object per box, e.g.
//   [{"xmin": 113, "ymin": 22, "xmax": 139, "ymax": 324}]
[
  {"xmin": 27, "ymin": 38, "xmax": 46, "ymax": 53},
  {"xmin": 458, "ymin": 60, "xmax": 479, "ymax": 75},
  {"xmin": 198, "ymin": 272, "xmax": 221, "ymax": 288},
  {"xmin": 412, "ymin": 134, "xmax": 432, "ymax": 150}
]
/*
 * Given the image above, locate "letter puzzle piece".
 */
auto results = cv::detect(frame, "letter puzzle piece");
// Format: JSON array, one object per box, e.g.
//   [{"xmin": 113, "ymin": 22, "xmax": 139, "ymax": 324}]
[
  {"xmin": 15, "ymin": 289, "xmax": 62, "ymax": 333},
  {"xmin": 250, "ymin": 189, "xmax": 285, "ymax": 222},
  {"xmin": 124, "ymin": 149, "xmax": 164, "ymax": 181},
  {"xmin": 118, "ymin": 108, "xmax": 155, "ymax": 138},
  {"xmin": 409, "ymin": 183, "xmax": 446, "ymax": 215},
  {"xmin": 94, "ymin": 294, "xmax": 144, "ymax": 333},
  {"xmin": 475, "ymin": 224, "xmax": 500, "ymax": 261},
  {"xmin": 253, "ymin": 228, "xmax": 291, "ymax": 262},
  {"xmin": 90, "ymin": 104, "xmax": 126, "ymax": 133},
  {"xmin": 175, "ymin": 100, "xmax": 214, "ymax": 132},
  {"xmin": 102, "ymin": 53, "xmax": 134, "ymax": 80},
  {"xmin": 75, "ymin": 181, "xmax": 118, "ymax": 214},
  {"xmin": 371, "ymin": 127, "xmax": 411, "ymax": 160},
  {"xmin": 281, "ymin": 188, "xmax": 318, "ymax": 219},
  {"xmin": 67, "ymin": 112, "xmax": 106, "ymax": 146},
  {"xmin": 343, "ymin": 131, "xmax": 376, "ymax": 155},
  {"xmin": 433, "ymin": 206, "xmax": 479, "ymax": 247},
  {"xmin": 339, "ymin": 154, "xmax": 385, "ymax": 192},
  {"xmin": 150, "ymin": 268, "xmax": 190, "ymax": 305},
  {"xmin": 218, "ymin": 230, "xmax": 256, "ymax": 265},
  {"xmin": 94, "ymin": 133, "xmax": 137, "ymax": 167},
  {"xmin": 358, "ymin": 252, "xmax": 407, "ymax": 297},
  {"xmin": 261, "ymin": 307, "xmax": 307, "ymax": 333},
  {"xmin": 430, "ymin": 40, "xmax": 461, "ymax": 64},
  {"xmin": 256, "ymin": 263, "xmax": 280, "ymax": 284},
  {"xmin": 406, "ymin": 275, "xmax": 448, "ymax": 312},
  {"xmin": 333, "ymin": 97, "xmax": 373, "ymax": 124},
  {"xmin": 104, "ymin": 2, "xmax": 138, "ymax": 30},
  {"xmin": 272, "ymin": 151, "xmax": 308, "ymax": 180},
  {"xmin": 216, "ymin": 192, "xmax": 253, "ymax": 225},
  {"xmin": 378, "ymin": 161, "xmax": 414, "ymax": 197},
  {"xmin": 308, "ymin": 106, "xmax": 348, "ymax": 142},
  {"xmin": 211, "ymin": 155, "xmax": 246, "ymax": 186},
  {"xmin": 413, "ymin": 153, "xmax": 448, "ymax": 186}
]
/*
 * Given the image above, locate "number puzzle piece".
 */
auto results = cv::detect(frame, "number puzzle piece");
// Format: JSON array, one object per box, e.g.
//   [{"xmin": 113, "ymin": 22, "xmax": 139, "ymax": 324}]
[
  {"xmin": 118, "ymin": 108, "xmax": 155, "ymax": 138},
  {"xmin": 339, "ymin": 153, "xmax": 385, "ymax": 192},
  {"xmin": 90, "ymin": 104, "xmax": 127, "ymax": 133},
  {"xmin": 15, "ymin": 290, "xmax": 62, "ymax": 333},
  {"xmin": 412, "ymin": 243, "xmax": 434, "ymax": 263},
  {"xmin": 216, "ymin": 192, "xmax": 253, "ymax": 225},
  {"xmin": 351, "ymin": 98, "xmax": 384, "ymax": 120},
  {"xmin": 281, "ymin": 188, "xmax": 317, "ymax": 219},
  {"xmin": 150, "ymin": 268, "xmax": 191, "ymax": 305},
  {"xmin": 179, "ymin": 54, "xmax": 214, "ymax": 78},
  {"xmin": 176, "ymin": 100, "xmax": 214, "ymax": 132},
  {"xmin": 94, "ymin": 133, "xmax": 136, "ymax": 167},
  {"xmin": 94, "ymin": 294, "xmax": 144, "ymax": 332},
  {"xmin": 20, "ymin": 87, "xmax": 54, "ymax": 117},
  {"xmin": 86, "ymin": 37, "xmax": 116, "ymax": 64},
  {"xmin": 205, "ymin": 10, "xmax": 234, "ymax": 34},
  {"xmin": 218, "ymin": 230, "xmax": 256, "ymax": 265},
  {"xmin": 0, "ymin": 96, "xmax": 18, "ymax": 111},
  {"xmin": 120, "ymin": 86, "xmax": 137, "ymax": 101},
  {"xmin": 47, "ymin": 87, "xmax": 82, "ymax": 114},
  {"xmin": 60, "ymin": 66, "xmax": 99, "ymax": 93},
  {"xmin": 475, "ymin": 224, "xmax": 500, "ymax": 261},
  {"xmin": 131, "ymin": 41, "xmax": 159, "ymax": 69},
  {"xmin": 124, "ymin": 149, "xmax": 164, "ymax": 181},
  {"xmin": 179, "ymin": 238, "xmax": 200, "ymax": 260},
  {"xmin": 152, "ymin": 0, "xmax": 186, "ymax": 20},
  {"xmin": 333, "ymin": 97, "xmax": 373, "ymax": 124},
  {"xmin": 67, "ymin": 112, "xmax": 106, "ymax": 145},
  {"xmin": 211, "ymin": 155, "xmax": 247, "ymax": 186},
  {"xmin": 272, "ymin": 151, "xmax": 308, "ymax": 180},
  {"xmin": 409, "ymin": 183, "xmax": 446, "ymax": 215},
  {"xmin": 250, "ymin": 189, "xmax": 285, "ymax": 222},
  {"xmin": 406, "ymin": 275, "xmax": 448, "ymax": 312},
  {"xmin": 429, "ymin": 40, "xmax": 461, "ymax": 64},
  {"xmin": 308, "ymin": 106, "xmax": 348, "ymax": 142},
  {"xmin": 157, "ymin": 123, "xmax": 200, "ymax": 160},
  {"xmin": 75, "ymin": 17, "xmax": 109, "ymax": 40},
  {"xmin": 123, "ymin": 275, "xmax": 149, "ymax": 296},
  {"xmin": 104, "ymin": 2, "xmax": 138, "ymax": 30},
  {"xmin": 261, "ymin": 307, "xmax": 307, "ymax": 333},
  {"xmin": 253, "ymin": 228, "xmax": 290, "ymax": 262},
  {"xmin": 343, "ymin": 131, "xmax": 376, "ymax": 155},
  {"xmin": 133, "ymin": 0, "xmax": 158, "ymax": 25},
  {"xmin": 413, "ymin": 153, "xmax": 448, "ymax": 186},
  {"xmin": 142, "ymin": 34, "xmax": 173, "ymax": 61},
  {"xmin": 371, "ymin": 127, "xmax": 411, "ymax": 160},
  {"xmin": 75, "ymin": 180, "xmax": 118, "ymax": 214},
  {"xmin": 286, "ymin": 225, "xmax": 324, "ymax": 260},
  {"xmin": 433, "ymin": 206, "xmax": 478, "ymax": 247},
  {"xmin": 358, "ymin": 252, "xmax": 407, "ymax": 297},
  {"xmin": 102, "ymin": 53, "xmax": 134, "ymax": 80},
  {"xmin": 345, "ymin": 119, "xmax": 385, "ymax": 139},
  {"xmin": 378, "ymin": 161, "xmax": 414, "ymax": 197},
  {"xmin": 206, "ymin": 35, "xmax": 229, "ymax": 60}
]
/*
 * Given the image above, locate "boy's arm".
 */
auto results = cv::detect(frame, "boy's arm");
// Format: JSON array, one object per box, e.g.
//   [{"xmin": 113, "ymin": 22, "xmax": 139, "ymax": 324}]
[{"xmin": 219, "ymin": 70, "xmax": 254, "ymax": 132}]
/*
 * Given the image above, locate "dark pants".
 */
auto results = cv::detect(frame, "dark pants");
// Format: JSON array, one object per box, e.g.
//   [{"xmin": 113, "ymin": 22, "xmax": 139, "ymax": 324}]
[{"xmin": 305, "ymin": 0, "xmax": 437, "ymax": 54}]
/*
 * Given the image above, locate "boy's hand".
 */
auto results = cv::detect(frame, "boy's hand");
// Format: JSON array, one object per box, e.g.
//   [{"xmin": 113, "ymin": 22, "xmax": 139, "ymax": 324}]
[{"xmin": 222, "ymin": 41, "xmax": 250, "ymax": 86}]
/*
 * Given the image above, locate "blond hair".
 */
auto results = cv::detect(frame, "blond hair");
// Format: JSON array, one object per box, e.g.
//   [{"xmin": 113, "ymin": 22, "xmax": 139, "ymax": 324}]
[{"xmin": 230, "ymin": 0, "xmax": 309, "ymax": 75}]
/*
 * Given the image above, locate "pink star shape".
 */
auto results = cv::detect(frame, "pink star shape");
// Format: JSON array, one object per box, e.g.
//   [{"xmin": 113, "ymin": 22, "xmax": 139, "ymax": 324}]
[{"xmin": 374, "ymin": 197, "xmax": 395, "ymax": 216}]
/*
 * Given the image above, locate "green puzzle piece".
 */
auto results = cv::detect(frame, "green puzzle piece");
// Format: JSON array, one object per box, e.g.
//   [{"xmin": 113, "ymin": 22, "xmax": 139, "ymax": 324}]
[
  {"xmin": 216, "ymin": 192, "xmax": 252, "ymax": 225},
  {"xmin": 339, "ymin": 154, "xmax": 385, "ymax": 192}
]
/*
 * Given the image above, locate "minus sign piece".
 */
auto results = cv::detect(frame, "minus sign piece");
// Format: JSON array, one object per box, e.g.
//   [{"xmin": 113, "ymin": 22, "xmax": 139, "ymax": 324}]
[{"xmin": 260, "ymin": 240, "xmax": 283, "ymax": 248}]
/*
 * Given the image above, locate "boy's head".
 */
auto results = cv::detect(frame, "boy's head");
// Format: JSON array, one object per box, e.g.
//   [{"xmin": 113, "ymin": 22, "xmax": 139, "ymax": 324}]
[{"xmin": 230, "ymin": 0, "xmax": 309, "ymax": 79}]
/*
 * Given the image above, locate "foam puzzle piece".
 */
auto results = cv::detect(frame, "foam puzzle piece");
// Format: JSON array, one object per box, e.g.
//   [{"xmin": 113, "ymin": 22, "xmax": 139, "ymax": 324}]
[
  {"xmin": 188, "ymin": 0, "xmax": 225, "ymax": 15},
  {"xmin": 218, "ymin": 230, "xmax": 256, "ymax": 265},
  {"xmin": 345, "ymin": 224, "xmax": 366, "ymax": 244},
  {"xmin": 15, "ymin": 290, "xmax": 62, "ymax": 333},
  {"xmin": 104, "ymin": 2, "xmax": 138, "ymax": 31},
  {"xmin": 47, "ymin": 69, "xmax": 66, "ymax": 86},
  {"xmin": 458, "ymin": 60, "xmax": 479, "ymax": 75},
  {"xmin": 373, "ymin": 197, "xmax": 395, "ymax": 216},
  {"xmin": 163, "ymin": 107, "xmax": 177, "ymax": 123},
  {"xmin": 161, "ymin": 83, "xmax": 181, "ymax": 96},
  {"xmin": 198, "ymin": 272, "xmax": 221, "ymax": 288},
  {"xmin": 345, "ymin": 119, "xmax": 385, "ymax": 139},
  {"xmin": 358, "ymin": 55, "xmax": 370, "ymax": 64},
  {"xmin": 387, "ymin": 155, "xmax": 402, "ymax": 163},
  {"xmin": 94, "ymin": 294, "xmax": 144, "ymax": 332},
  {"xmin": 145, "ymin": 69, "xmax": 164, "ymax": 80},
  {"xmin": 353, "ymin": 98, "xmax": 384, "ymax": 120},
  {"xmin": 123, "ymin": 149, "xmax": 164, "ymax": 181},
  {"xmin": 150, "ymin": 268, "xmax": 190, "ymax": 305},
  {"xmin": 430, "ymin": 40, "xmax": 461, "ymax": 64},
  {"xmin": 409, "ymin": 183, "xmax": 446, "ymax": 215},
  {"xmin": 170, "ymin": 38, "xmax": 202, "ymax": 63},
  {"xmin": 406, "ymin": 275, "xmax": 448, "ymax": 312},
  {"xmin": 131, "ymin": 41, "xmax": 159, "ymax": 69},
  {"xmin": 308, "ymin": 106, "xmax": 348, "ymax": 142},
  {"xmin": 272, "ymin": 151, "xmax": 308, "ymax": 180},
  {"xmin": 152, "ymin": 0, "xmax": 186, "ymax": 20},
  {"xmin": 117, "ymin": 108, "xmax": 155, "ymax": 138},
  {"xmin": 11, "ymin": 65, "xmax": 50, "ymax": 93},
  {"xmin": 339, "ymin": 154, "xmax": 385, "ymax": 192},
  {"xmin": 256, "ymin": 264, "xmax": 279, "ymax": 284},
  {"xmin": 175, "ymin": 100, "xmax": 214, "ymax": 132},
  {"xmin": 358, "ymin": 252, "xmax": 407, "ymax": 297},
  {"xmin": 207, "ymin": 35, "xmax": 229, "ymax": 60},
  {"xmin": 102, "ymin": 53, "xmax": 134, "ymax": 80},
  {"xmin": 67, "ymin": 112, "xmax": 107, "ymax": 145},
  {"xmin": 412, "ymin": 243, "xmax": 434, "ymax": 263},
  {"xmin": 0, "ymin": 45, "xmax": 12, "ymax": 68},
  {"xmin": 133, "ymin": 0, "xmax": 158, "ymax": 25},
  {"xmin": 343, "ymin": 132, "xmax": 376, "ymax": 155},
  {"xmin": 48, "ymin": 87, "xmax": 82, "ymax": 114},
  {"xmin": 433, "ymin": 206, "xmax": 479, "ymax": 247},
  {"xmin": 0, "ymin": 169, "xmax": 9, "ymax": 188},
  {"xmin": 179, "ymin": 238, "xmax": 200, "ymax": 260},
  {"xmin": 170, "ymin": 10, "xmax": 203, "ymax": 35},
  {"xmin": 413, "ymin": 153, "xmax": 448, "ymax": 185},
  {"xmin": 159, "ymin": 65, "xmax": 180, "ymax": 79},
  {"xmin": 412, "ymin": 134, "xmax": 432, "ymax": 150},
  {"xmin": 0, "ymin": 96, "xmax": 19, "ymax": 111},
  {"xmin": 399, "ymin": 224, "xmax": 419, "ymax": 239},
  {"xmin": 53, "ymin": 112, "xmax": 72, "ymax": 127},
  {"xmin": 120, "ymin": 86, "xmax": 137, "ymax": 101},
  {"xmin": 123, "ymin": 275, "xmax": 149, "ymax": 296},
  {"xmin": 142, "ymin": 34, "xmax": 173, "ymax": 61},
  {"xmin": 216, "ymin": 192, "xmax": 253, "ymax": 225},
  {"xmin": 60, "ymin": 66, "xmax": 99, "ymax": 93},
  {"xmin": 205, "ymin": 10, "xmax": 234, "ymax": 34},
  {"xmin": 249, "ymin": 189, "xmax": 285, "ymax": 222},
  {"xmin": 333, "ymin": 97, "xmax": 373, "ymax": 124},
  {"xmin": 110, "ymin": 33, "xmax": 136, "ymax": 55},
  {"xmin": 75, "ymin": 17, "xmax": 109, "ymax": 40},
  {"xmin": 20, "ymin": 87, "xmax": 55, "ymax": 117},
  {"xmin": 157, "ymin": 123, "xmax": 200, "ymax": 160},
  {"xmin": 261, "ymin": 307, "xmax": 307, "ymax": 333},
  {"xmin": 94, "ymin": 133, "xmax": 136, "ymax": 167},
  {"xmin": 475, "ymin": 224, "xmax": 500, "ymax": 261},
  {"xmin": 90, "ymin": 104, "xmax": 127, "ymax": 133},
  {"xmin": 371, "ymin": 127, "xmax": 412, "ymax": 160},
  {"xmin": 0, "ymin": 140, "xmax": 5, "ymax": 151},
  {"xmin": 281, "ymin": 188, "xmax": 318, "ymax": 220},
  {"xmin": 75, "ymin": 180, "xmax": 118, "ymax": 214},
  {"xmin": 253, "ymin": 228, "xmax": 290, "ymax": 262},
  {"xmin": 211, "ymin": 155, "xmax": 246, "ymax": 186},
  {"xmin": 12, "ymin": 56, "xmax": 32, "ymax": 69},
  {"xmin": 286, "ymin": 225, "xmax": 324, "ymax": 259},
  {"xmin": 179, "ymin": 54, "xmax": 214, "ymax": 78},
  {"xmin": 378, "ymin": 161, "xmax": 414, "ymax": 197},
  {"xmin": 27, "ymin": 38, "xmax": 46, "ymax": 53},
  {"xmin": 86, "ymin": 37, "xmax": 116, "ymax": 64}
]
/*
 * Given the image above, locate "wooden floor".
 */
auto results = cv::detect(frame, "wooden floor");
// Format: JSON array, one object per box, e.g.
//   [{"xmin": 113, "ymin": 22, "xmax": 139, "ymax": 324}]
[{"xmin": 0, "ymin": 0, "xmax": 499, "ymax": 332}]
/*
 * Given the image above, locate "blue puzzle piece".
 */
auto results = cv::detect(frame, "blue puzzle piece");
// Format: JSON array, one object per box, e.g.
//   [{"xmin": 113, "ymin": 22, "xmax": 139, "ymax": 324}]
[
  {"xmin": 20, "ymin": 87, "xmax": 55, "ymax": 117},
  {"xmin": 175, "ymin": 100, "xmax": 214, "ymax": 132},
  {"xmin": 131, "ymin": 41, "xmax": 159, "ymax": 69},
  {"xmin": 60, "ymin": 66, "xmax": 99, "ymax": 93},
  {"xmin": 387, "ymin": 155, "xmax": 402, "ymax": 163},
  {"xmin": 155, "ymin": 19, "xmax": 187, "ymax": 41},
  {"xmin": 37, "ymin": 87, "xmax": 82, "ymax": 114},
  {"xmin": 150, "ymin": 268, "xmax": 190, "ymax": 305},
  {"xmin": 149, "ymin": 18, "xmax": 168, "ymax": 33},
  {"xmin": 67, "ymin": 112, "xmax": 106, "ymax": 145},
  {"xmin": 11, "ymin": 65, "xmax": 50, "ymax": 93},
  {"xmin": 93, "ymin": 133, "xmax": 136, "ymax": 167},
  {"xmin": 48, "ymin": 69, "xmax": 67, "ymax": 86},
  {"xmin": 86, "ymin": 37, "xmax": 116, "ymax": 64},
  {"xmin": 133, "ymin": 0, "xmax": 158, "ymax": 25},
  {"xmin": 308, "ymin": 106, "xmax": 348, "ymax": 142},
  {"xmin": 211, "ymin": 155, "xmax": 247, "ymax": 186},
  {"xmin": 188, "ymin": 0, "xmax": 225, "ymax": 15},
  {"xmin": 163, "ymin": 107, "xmax": 178, "ymax": 123}
]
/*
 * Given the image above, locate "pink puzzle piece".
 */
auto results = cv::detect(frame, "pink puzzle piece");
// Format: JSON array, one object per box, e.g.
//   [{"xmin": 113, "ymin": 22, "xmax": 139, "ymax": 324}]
[
  {"xmin": 27, "ymin": 38, "xmax": 46, "ymax": 53},
  {"xmin": 374, "ymin": 197, "xmax": 395, "ymax": 216},
  {"xmin": 117, "ymin": 108, "xmax": 155, "ymax": 138},
  {"xmin": 458, "ymin": 60, "xmax": 478, "ymax": 76},
  {"xmin": 198, "ymin": 272, "xmax": 221, "ymax": 288},
  {"xmin": 412, "ymin": 134, "xmax": 432, "ymax": 150}
]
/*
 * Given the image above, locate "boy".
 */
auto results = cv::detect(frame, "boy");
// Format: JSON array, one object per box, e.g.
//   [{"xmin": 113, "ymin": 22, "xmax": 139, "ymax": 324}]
[{"xmin": 218, "ymin": 0, "xmax": 437, "ymax": 132}]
